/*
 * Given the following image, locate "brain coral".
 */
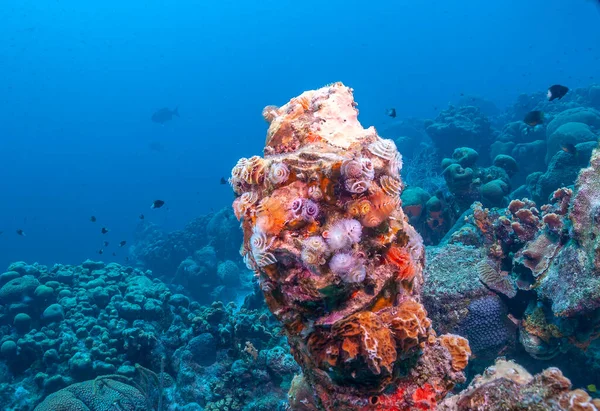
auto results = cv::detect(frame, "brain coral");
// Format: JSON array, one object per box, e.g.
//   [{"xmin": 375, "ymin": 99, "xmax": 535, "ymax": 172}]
[
  {"xmin": 0, "ymin": 275, "xmax": 40, "ymax": 304},
  {"xmin": 459, "ymin": 295, "xmax": 516, "ymax": 357},
  {"xmin": 545, "ymin": 121, "xmax": 598, "ymax": 163},
  {"xmin": 545, "ymin": 107, "xmax": 600, "ymax": 138},
  {"xmin": 34, "ymin": 379, "xmax": 147, "ymax": 411}
]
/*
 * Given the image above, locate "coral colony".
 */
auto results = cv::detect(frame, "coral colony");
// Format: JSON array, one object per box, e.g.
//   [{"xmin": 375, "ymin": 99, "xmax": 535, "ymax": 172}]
[
  {"xmin": 230, "ymin": 83, "xmax": 600, "ymax": 410},
  {"xmin": 3, "ymin": 84, "xmax": 600, "ymax": 410},
  {"xmin": 230, "ymin": 83, "xmax": 470, "ymax": 409}
]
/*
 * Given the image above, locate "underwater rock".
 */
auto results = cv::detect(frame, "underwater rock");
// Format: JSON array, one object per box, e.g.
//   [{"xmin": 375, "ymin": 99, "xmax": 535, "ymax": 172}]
[
  {"xmin": 379, "ymin": 118, "xmax": 428, "ymax": 160},
  {"xmin": 531, "ymin": 141, "xmax": 596, "ymax": 204},
  {"xmin": 441, "ymin": 148, "xmax": 511, "ymax": 212},
  {"xmin": 230, "ymin": 83, "xmax": 468, "ymax": 410},
  {"xmin": 545, "ymin": 121, "xmax": 598, "ymax": 164},
  {"xmin": 545, "ymin": 107, "xmax": 600, "ymax": 139},
  {"xmin": 490, "ymin": 140, "xmax": 515, "ymax": 160},
  {"xmin": 426, "ymin": 105, "xmax": 495, "ymax": 159},
  {"xmin": 492, "ymin": 154, "xmax": 518, "ymax": 177},
  {"xmin": 439, "ymin": 358, "xmax": 600, "ymax": 410},
  {"xmin": 496, "ymin": 120, "xmax": 545, "ymax": 146},
  {"xmin": 441, "ymin": 146, "xmax": 479, "ymax": 169},
  {"xmin": 536, "ymin": 144, "xmax": 600, "ymax": 317},
  {"xmin": 423, "ymin": 242, "xmax": 518, "ymax": 366},
  {"xmin": 510, "ymin": 140, "xmax": 547, "ymax": 184}
]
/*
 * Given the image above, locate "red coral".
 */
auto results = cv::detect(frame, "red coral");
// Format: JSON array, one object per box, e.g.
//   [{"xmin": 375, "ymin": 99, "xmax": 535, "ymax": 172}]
[{"xmin": 412, "ymin": 384, "xmax": 437, "ymax": 410}]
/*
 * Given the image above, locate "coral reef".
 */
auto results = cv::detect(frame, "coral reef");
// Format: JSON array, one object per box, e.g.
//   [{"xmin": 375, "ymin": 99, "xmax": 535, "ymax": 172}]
[
  {"xmin": 529, "ymin": 141, "xmax": 597, "ymax": 205},
  {"xmin": 439, "ymin": 358, "xmax": 600, "ymax": 410},
  {"xmin": 130, "ymin": 210, "xmax": 252, "ymax": 304},
  {"xmin": 131, "ymin": 209, "xmax": 242, "ymax": 280},
  {"xmin": 535, "ymin": 144, "xmax": 600, "ymax": 317},
  {"xmin": 230, "ymin": 83, "xmax": 468, "ymax": 410},
  {"xmin": 425, "ymin": 105, "xmax": 495, "ymax": 159},
  {"xmin": 400, "ymin": 187, "xmax": 455, "ymax": 246},
  {"xmin": 441, "ymin": 146, "xmax": 512, "ymax": 212},
  {"xmin": 379, "ymin": 118, "xmax": 428, "ymax": 160},
  {"xmin": 0, "ymin": 260, "xmax": 295, "ymax": 410},
  {"xmin": 421, "ymin": 144, "xmax": 600, "ymax": 391}
]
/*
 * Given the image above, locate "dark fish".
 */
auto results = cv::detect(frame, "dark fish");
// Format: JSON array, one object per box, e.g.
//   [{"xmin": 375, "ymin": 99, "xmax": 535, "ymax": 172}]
[
  {"xmin": 560, "ymin": 142, "xmax": 577, "ymax": 155},
  {"xmin": 16, "ymin": 229, "xmax": 26, "ymax": 236},
  {"xmin": 98, "ymin": 249, "xmax": 103, "ymax": 255},
  {"xmin": 139, "ymin": 214, "xmax": 145, "ymax": 220},
  {"xmin": 112, "ymin": 252, "xmax": 116, "ymax": 256},
  {"xmin": 148, "ymin": 141, "xmax": 166, "ymax": 153},
  {"xmin": 386, "ymin": 108, "xmax": 396, "ymax": 118},
  {"xmin": 220, "ymin": 177, "xmax": 227, "ymax": 185},
  {"xmin": 547, "ymin": 85, "xmax": 569, "ymax": 101},
  {"xmin": 119, "ymin": 240, "xmax": 127, "ymax": 247},
  {"xmin": 151, "ymin": 200, "xmax": 165, "ymax": 209},
  {"xmin": 90, "ymin": 216, "xmax": 97, "ymax": 222},
  {"xmin": 101, "ymin": 227, "xmax": 109, "ymax": 234},
  {"xmin": 125, "ymin": 257, "xmax": 130, "ymax": 262},
  {"xmin": 151, "ymin": 107, "xmax": 179, "ymax": 124},
  {"xmin": 524, "ymin": 111, "xmax": 544, "ymax": 126},
  {"xmin": 103, "ymin": 241, "xmax": 109, "ymax": 247}
]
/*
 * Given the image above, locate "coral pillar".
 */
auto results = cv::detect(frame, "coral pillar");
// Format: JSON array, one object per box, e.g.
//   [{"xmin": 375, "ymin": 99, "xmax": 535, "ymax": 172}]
[{"xmin": 230, "ymin": 83, "xmax": 468, "ymax": 410}]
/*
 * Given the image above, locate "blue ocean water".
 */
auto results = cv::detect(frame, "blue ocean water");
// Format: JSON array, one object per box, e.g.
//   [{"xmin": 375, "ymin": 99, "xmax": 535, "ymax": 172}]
[
  {"xmin": 1, "ymin": 2, "xmax": 600, "ymax": 410},
  {"xmin": 1, "ymin": 0, "xmax": 598, "ymax": 268}
]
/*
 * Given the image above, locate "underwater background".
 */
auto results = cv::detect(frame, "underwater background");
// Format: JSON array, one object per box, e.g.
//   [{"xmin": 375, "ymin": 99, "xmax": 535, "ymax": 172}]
[{"xmin": 1, "ymin": 0, "xmax": 600, "ymax": 410}]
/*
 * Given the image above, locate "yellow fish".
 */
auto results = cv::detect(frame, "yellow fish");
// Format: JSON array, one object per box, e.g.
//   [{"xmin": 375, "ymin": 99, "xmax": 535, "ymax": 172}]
[{"xmin": 587, "ymin": 384, "xmax": 597, "ymax": 393}]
